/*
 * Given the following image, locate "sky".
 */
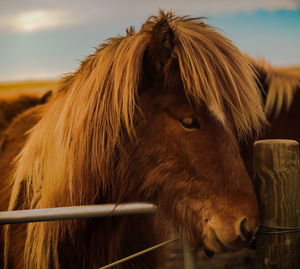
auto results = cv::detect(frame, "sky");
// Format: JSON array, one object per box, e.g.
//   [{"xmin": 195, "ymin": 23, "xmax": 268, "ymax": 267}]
[{"xmin": 0, "ymin": 0, "xmax": 299, "ymax": 82}]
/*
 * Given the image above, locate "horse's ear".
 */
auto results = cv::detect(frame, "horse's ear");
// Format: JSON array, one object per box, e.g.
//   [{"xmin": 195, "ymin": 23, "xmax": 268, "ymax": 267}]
[
  {"xmin": 40, "ymin": 90, "xmax": 52, "ymax": 104},
  {"xmin": 144, "ymin": 18, "xmax": 175, "ymax": 79}
]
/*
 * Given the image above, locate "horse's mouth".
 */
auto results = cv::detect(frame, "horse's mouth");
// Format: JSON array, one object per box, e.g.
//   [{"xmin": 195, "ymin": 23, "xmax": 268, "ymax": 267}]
[
  {"xmin": 203, "ymin": 247, "xmax": 214, "ymax": 258},
  {"xmin": 203, "ymin": 227, "xmax": 252, "ymax": 257},
  {"xmin": 202, "ymin": 239, "xmax": 232, "ymax": 258},
  {"xmin": 202, "ymin": 237, "xmax": 234, "ymax": 258}
]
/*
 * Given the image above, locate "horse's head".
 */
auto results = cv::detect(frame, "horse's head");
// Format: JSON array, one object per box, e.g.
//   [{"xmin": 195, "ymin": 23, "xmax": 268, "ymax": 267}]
[
  {"xmin": 134, "ymin": 92, "xmax": 259, "ymax": 253},
  {"xmin": 115, "ymin": 13, "xmax": 266, "ymax": 254},
  {"xmin": 11, "ymin": 12, "xmax": 267, "ymax": 267}
]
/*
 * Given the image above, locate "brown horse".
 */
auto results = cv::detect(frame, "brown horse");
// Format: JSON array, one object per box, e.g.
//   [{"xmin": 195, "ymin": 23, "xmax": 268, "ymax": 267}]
[
  {"xmin": 0, "ymin": 91, "xmax": 52, "ymax": 138},
  {"xmin": 0, "ymin": 11, "xmax": 266, "ymax": 269},
  {"xmin": 241, "ymin": 58, "xmax": 300, "ymax": 174}
]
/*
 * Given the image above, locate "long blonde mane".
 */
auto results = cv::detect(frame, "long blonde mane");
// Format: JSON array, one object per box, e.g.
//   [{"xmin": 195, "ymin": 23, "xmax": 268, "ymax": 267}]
[{"xmin": 5, "ymin": 11, "xmax": 266, "ymax": 269}]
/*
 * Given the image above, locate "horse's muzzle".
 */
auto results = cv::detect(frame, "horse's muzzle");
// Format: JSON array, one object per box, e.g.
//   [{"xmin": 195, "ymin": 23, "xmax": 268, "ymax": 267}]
[{"xmin": 204, "ymin": 216, "xmax": 258, "ymax": 254}]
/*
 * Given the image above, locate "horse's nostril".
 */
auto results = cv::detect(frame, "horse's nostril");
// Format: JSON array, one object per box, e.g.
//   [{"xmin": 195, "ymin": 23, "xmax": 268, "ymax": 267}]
[{"xmin": 239, "ymin": 218, "xmax": 249, "ymax": 241}]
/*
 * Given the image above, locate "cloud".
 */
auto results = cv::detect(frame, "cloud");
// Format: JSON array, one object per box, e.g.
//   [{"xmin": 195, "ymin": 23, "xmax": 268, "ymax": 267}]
[
  {"xmin": 5, "ymin": 9, "xmax": 77, "ymax": 33},
  {"xmin": 154, "ymin": 0, "xmax": 300, "ymax": 15},
  {"xmin": 0, "ymin": 0, "xmax": 299, "ymax": 33}
]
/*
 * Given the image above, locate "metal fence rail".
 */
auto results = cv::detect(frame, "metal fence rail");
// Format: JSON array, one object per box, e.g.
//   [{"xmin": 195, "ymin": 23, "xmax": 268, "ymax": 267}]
[
  {"xmin": 0, "ymin": 202, "xmax": 156, "ymax": 224},
  {"xmin": 0, "ymin": 202, "xmax": 197, "ymax": 269}
]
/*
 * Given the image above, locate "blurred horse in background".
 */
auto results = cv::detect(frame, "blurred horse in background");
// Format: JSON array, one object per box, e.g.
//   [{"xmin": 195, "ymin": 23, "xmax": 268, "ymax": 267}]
[
  {"xmin": 0, "ymin": 91, "xmax": 51, "ymax": 138},
  {"xmin": 241, "ymin": 58, "xmax": 300, "ymax": 174}
]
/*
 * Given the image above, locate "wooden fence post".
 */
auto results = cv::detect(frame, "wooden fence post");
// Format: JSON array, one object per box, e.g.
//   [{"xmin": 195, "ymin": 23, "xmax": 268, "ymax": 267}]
[{"xmin": 253, "ymin": 139, "xmax": 300, "ymax": 268}]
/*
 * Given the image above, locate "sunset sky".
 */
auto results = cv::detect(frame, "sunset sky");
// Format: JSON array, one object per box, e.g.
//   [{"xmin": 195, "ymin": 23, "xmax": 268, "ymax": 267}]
[{"xmin": 0, "ymin": 0, "xmax": 299, "ymax": 81}]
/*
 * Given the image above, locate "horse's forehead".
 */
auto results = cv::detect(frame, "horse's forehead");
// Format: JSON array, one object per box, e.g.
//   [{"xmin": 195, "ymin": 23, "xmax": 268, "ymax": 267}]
[
  {"xmin": 163, "ymin": 92, "xmax": 231, "ymax": 129},
  {"xmin": 141, "ymin": 89, "xmax": 210, "ymax": 117},
  {"xmin": 140, "ymin": 86, "xmax": 230, "ymax": 129},
  {"xmin": 166, "ymin": 99, "xmax": 207, "ymax": 117},
  {"xmin": 141, "ymin": 88, "xmax": 187, "ymax": 107}
]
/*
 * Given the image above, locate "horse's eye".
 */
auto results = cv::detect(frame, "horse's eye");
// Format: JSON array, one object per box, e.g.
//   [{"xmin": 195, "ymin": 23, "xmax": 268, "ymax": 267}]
[{"xmin": 179, "ymin": 117, "xmax": 201, "ymax": 129}]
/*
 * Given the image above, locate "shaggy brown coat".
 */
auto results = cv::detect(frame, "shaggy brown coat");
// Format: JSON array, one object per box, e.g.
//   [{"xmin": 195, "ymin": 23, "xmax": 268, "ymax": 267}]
[{"xmin": 1, "ymin": 11, "xmax": 266, "ymax": 269}]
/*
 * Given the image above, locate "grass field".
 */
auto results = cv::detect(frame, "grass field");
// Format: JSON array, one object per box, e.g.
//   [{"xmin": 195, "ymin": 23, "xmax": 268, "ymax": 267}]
[{"xmin": 0, "ymin": 80, "xmax": 58, "ymax": 97}]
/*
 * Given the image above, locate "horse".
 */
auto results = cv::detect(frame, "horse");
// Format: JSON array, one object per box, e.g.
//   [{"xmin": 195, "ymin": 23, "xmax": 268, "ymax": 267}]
[
  {"xmin": 241, "ymin": 58, "xmax": 300, "ymax": 175},
  {"xmin": 0, "ymin": 11, "xmax": 267, "ymax": 269},
  {"xmin": 0, "ymin": 91, "xmax": 52, "ymax": 138}
]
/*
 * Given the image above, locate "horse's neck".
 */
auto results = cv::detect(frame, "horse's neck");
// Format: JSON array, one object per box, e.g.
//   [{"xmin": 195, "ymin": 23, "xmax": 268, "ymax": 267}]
[{"xmin": 56, "ymin": 215, "xmax": 162, "ymax": 269}]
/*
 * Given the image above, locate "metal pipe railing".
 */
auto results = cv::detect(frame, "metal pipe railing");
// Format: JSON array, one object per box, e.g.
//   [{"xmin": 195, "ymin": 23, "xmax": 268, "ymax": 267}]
[
  {"xmin": 0, "ymin": 202, "xmax": 196, "ymax": 268},
  {"xmin": 0, "ymin": 202, "xmax": 156, "ymax": 224}
]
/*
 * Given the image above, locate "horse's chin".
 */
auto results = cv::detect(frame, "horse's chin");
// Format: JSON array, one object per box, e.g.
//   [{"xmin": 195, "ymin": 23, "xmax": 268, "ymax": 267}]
[
  {"xmin": 203, "ymin": 238, "xmax": 239, "ymax": 255},
  {"xmin": 202, "ymin": 236, "xmax": 255, "ymax": 259},
  {"xmin": 202, "ymin": 241, "xmax": 235, "ymax": 258}
]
